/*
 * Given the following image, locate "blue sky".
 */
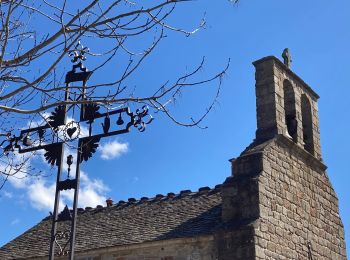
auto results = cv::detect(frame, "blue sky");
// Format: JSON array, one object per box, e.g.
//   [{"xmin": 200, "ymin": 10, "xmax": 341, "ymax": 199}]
[{"xmin": 0, "ymin": 0, "xmax": 349, "ymax": 256}]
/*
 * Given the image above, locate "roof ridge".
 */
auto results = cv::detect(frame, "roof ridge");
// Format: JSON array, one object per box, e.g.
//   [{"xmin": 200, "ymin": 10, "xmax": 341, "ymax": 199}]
[{"xmin": 44, "ymin": 184, "xmax": 223, "ymax": 219}]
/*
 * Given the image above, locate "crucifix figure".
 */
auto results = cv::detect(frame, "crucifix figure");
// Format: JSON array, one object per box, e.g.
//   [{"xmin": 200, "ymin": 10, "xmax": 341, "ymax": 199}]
[
  {"xmin": 1, "ymin": 41, "xmax": 153, "ymax": 259},
  {"xmin": 282, "ymin": 48, "xmax": 292, "ymax": 68}
]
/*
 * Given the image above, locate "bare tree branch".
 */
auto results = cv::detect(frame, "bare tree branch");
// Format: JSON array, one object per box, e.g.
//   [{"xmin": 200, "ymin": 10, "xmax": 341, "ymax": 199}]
[{"xmin": 0, "ymin": 0, "xmax": 237, "ymax": 189}]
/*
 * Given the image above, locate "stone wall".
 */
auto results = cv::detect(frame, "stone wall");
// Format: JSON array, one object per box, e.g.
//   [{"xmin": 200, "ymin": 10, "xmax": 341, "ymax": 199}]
[
  {"xmin": 33, "ymin": 236, "xmax": 217, "ymax": 260},
  {"xmin": 255, "ymin": 136, "xmax": 346, "ymax": 259},
  {"xmin": 222, "ymin": 135, "xmax": 347, "ymax": 259},
  {"xmin": 215, "ymin": 228, "xmax": 256, "ymax": 260},
  {"xmin": 220, "ymin": 163, "xmax": 259, "ymax": 260}
]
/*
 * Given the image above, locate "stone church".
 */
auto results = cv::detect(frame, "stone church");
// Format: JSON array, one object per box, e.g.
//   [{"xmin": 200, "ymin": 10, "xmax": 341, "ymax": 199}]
[{"xmin": 0, "ymin": 54, "xmax": 347, "ymax": 259}]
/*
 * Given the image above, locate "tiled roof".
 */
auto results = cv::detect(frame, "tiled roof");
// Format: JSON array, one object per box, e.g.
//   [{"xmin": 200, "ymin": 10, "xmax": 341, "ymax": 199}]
[{"xmin": 0, "ymin": 185, "xmax": 223, "ymax": 259}]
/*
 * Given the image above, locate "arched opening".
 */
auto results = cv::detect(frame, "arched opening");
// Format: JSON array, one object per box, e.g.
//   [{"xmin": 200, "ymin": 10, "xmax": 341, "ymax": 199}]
[
  {"xmin": 283, "ymin": 80, "xmax": 297, "ymax": 142},
  {"xmin": 301, "ymin": 94, "xmax": 314, "ymax": 154}
]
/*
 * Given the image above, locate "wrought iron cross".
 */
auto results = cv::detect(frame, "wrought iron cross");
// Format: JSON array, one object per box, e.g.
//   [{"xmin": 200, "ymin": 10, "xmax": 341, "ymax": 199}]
[{"xmin": 1, "ymin": 41, "xmax": 153, "ymax": 259}]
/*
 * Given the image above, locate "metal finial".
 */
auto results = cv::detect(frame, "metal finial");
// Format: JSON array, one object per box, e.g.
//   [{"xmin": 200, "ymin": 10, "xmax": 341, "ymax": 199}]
[
  {"xmin": 67, "ymin": 41, "xmax": 90, "ymax": 73},
  {"xmin": 68, "ymin": 41, "xmax": 89, "ymax": 64}
]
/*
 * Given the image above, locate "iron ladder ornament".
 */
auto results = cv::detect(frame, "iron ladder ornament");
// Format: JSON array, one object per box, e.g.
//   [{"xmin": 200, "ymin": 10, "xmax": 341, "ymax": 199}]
[{"xmin": 1, "ymin": 41, "xmax": 153, "ymax": 259}]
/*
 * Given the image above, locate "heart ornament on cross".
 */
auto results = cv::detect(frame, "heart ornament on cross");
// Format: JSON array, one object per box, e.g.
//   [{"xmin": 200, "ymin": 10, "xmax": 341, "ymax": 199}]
[
  {"xmin": 67, "ymin": 127, "xmax": 77, "ymax": 138},
  {"xmin": 63, "ymin": 121, "xmax": 80, "ymax": 141}
]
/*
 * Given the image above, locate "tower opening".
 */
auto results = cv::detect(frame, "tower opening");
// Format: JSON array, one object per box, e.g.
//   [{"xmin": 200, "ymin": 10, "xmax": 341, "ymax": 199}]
[
  {"xmin": 283, "ymin": 80, "xmax": 297, "ymax": 142},
  {"xmin": 301, "ymin": 94, "xmax": 314, "ymax": 154}
]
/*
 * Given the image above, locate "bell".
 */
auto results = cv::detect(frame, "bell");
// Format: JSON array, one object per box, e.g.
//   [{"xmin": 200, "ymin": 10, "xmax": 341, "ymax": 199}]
[{"xmin": 116, "ymin": 113, "xmax": 124, "ymax": 125}]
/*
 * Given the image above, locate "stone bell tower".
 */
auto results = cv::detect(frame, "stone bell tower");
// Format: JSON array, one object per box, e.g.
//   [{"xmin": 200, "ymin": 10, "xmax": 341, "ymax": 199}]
[
  {"xmin": 253, "ymin": 54, "xmax": 322, "ymax": 159},
  {"xmin": 219, "ymin": 52, "xmax": 347, "ymax": 259}
]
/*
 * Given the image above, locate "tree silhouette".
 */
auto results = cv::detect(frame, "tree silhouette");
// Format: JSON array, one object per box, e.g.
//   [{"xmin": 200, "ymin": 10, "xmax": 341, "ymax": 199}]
[{"xmin": 0, "ymin": 0, "xmax": 235, "ymax": 188}]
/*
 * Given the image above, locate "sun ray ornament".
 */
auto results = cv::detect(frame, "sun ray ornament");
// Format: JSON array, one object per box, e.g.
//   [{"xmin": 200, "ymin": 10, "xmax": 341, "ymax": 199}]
[{"xmin": 0, "ymin": 41, "xmax": 154, "ymax": 260}]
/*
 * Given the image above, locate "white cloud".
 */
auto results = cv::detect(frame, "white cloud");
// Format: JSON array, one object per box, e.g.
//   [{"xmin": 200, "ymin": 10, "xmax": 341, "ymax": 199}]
[
  {"xmin": 77, "ymin": 186, "xmax": 107, "ymax": 208},
  {"xmin": 60, "ymin": 171, "xmax": 109, "ymax": 208},
  {"xmin": 78, "ymin": 171, "xmax": 109, "ymax": 207},
  {"xmin": 10, "ymin": 218, "xmax": 20, "ymax": 225},
  {"xmin": 99, "ymin": 140, "xmax": 128, "ymax": 160},
  {"xmin": 2, "ymin": 191, "xmax": 13, "ymax": 198},
  {"xmin": 24, "ymin": 171, "xmax": 109, "ymax": 212},
  {"xmin": 27, "ymin": 180, "xmax": 57, "ymax": 211},
  {"xmin": 5, "ymin": 160, "xmax": 109, "ymax": 212},
  {"xmin": 7, "ymin": 169, "xmax": 28, "ymax": 189}
]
